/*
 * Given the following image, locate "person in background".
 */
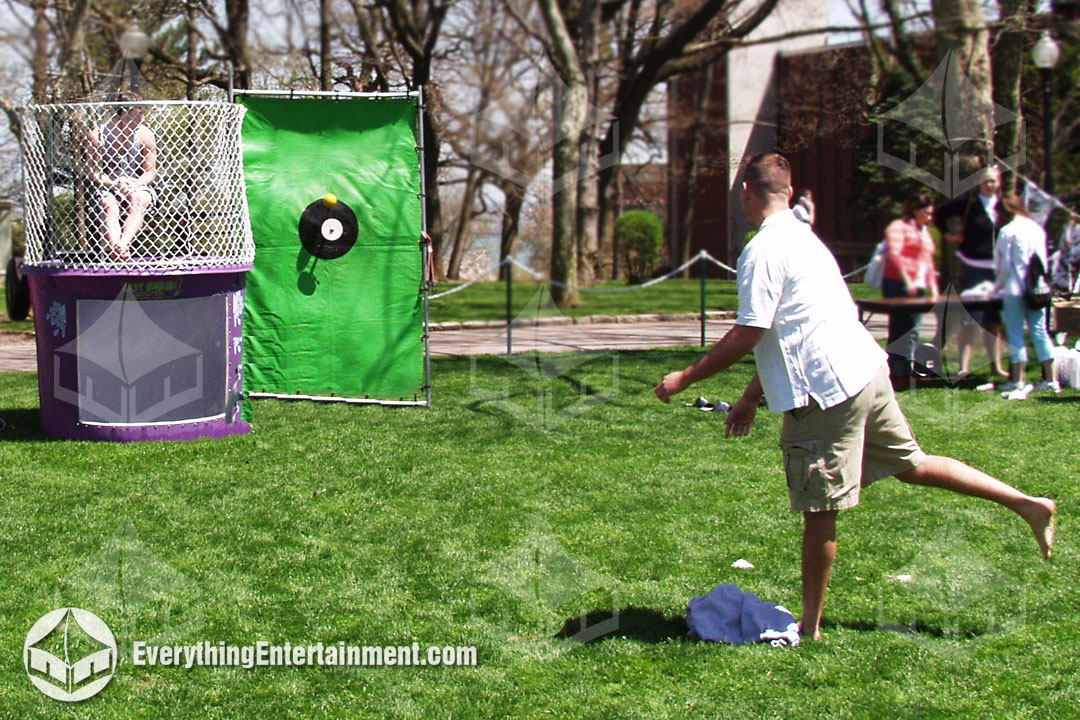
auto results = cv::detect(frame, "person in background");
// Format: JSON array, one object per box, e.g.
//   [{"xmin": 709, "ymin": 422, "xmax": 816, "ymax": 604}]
[
  {"xmin": 994, "ymin": 193, "xmax": 1059, "ymax": 399},
  {"xmin": 882, "ymin": 193, "xmax": 939, "ymax": 386},
  {"xmin": 792, "ymin": 189, "xmax": 815, "ymax": 226},
  {"xmin": 935, "ymin": 165, "xmax": 1007, "ymax": 378}
]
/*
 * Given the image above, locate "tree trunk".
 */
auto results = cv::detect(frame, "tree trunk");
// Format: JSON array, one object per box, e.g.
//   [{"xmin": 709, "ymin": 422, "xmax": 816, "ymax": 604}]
[
  {"xmin": 598, "ymin": 180, "xmax": 618, "ymax": 279},
  {"xmin": 991, "ymin": 0, "xmax": 1031, "ymax": 194},
  {"xmin": 226, "ymin": 0, "xmax": 251, "ymax": 89},
  {"xmin": 576, "ymin": 127, "xmax": 600, "ymax": 284},
  {"xmin": 55, "ymin": 0, "xmax": 91, "ymax": 99},
  {"xmin": 679, "ymin": 63, "xmax": 713, "ymax": 276},
  {"xmin": 551, "ymin": 81, "xmax": 585, "ymax": 306},
  {"xmin": 932, "ymin": 0, "xmax": 994, "ymax": 153},
  {"xmin": 447, "ymin": 166, "xmax": 481, "ymax": 279},
  {"xmin": 498, "ymin": 179, "xmax": 525, "ymax": 282},
  {"xmin": 319, "ymin": 0, "xmax": 332, "ymax": 90},
  {"xmin": 574, "ymin": 0, "xmax": 600, "ymax": 285},
  {"xmin": 31, "ymin": 0, "xmax": 50, "ymax": 103},
  {"xmin": 538, "ymin": 0, "xmax": 587, "ymax": 306},
  {"xmin": 187, "ymin": 0, "xmax": 199, "ymax": 100}
]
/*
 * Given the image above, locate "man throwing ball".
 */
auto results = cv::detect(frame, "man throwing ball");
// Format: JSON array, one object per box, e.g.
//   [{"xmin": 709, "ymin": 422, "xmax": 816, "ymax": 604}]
[{"xmin": 654, "ymin": 152, "xmax": 1055, "ymax": 641}]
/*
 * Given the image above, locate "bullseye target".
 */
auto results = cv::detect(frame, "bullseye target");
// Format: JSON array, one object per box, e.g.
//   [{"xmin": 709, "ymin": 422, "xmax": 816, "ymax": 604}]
[{"xmin": 298, "ymin": 199, "xmax": 358, "ymax": 260}]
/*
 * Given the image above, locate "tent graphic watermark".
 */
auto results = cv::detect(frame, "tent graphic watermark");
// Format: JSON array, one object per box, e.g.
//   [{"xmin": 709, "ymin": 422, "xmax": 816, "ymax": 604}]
[
  {"xmin": 877, "ymin": 50, "xmax": 1025, "ymax": 197},
  {"xmin": 467, "ymin": 51, "xmax": 618, "ymax": 195},
  {"xmin": 58, "ymin": 520, "xmax": 205, "ymax": 662},
  {"xmin": 475, "ymin": 520, "xmax": 619, "ymax": 660},
  {"xmin": 887, "ymin": 285, "xmax": 1015, "ymax": 430},
  {"xmin": 24, "ymin": 608, "xmax": 117, "ymax": 702},
  {"xmin": 468, "ymin": 287, "xmax": 620, "ymax": 431},
  {"xmin": 52, "ymin": 286, "xmax": 206, "ymax": 424},
  {"xmin": 876, "ymin": 521, "xmax": 1028, "ymax": 659}
]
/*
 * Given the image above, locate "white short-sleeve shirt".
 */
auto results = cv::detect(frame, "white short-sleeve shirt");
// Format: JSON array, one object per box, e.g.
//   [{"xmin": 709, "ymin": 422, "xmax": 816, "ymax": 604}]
[{"xmin": 737, "ymin": 209, "xmax": 887, "ymax": 412}]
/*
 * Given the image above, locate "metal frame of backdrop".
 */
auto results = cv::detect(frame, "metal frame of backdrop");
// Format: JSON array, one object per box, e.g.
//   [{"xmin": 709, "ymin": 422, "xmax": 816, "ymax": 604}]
[{"xmin": 233, "ymin": 89, "xmax": 431, "ymax": 408}]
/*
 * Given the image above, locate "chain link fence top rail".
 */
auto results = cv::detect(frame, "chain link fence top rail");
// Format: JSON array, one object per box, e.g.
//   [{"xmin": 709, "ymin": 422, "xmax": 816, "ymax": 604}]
[{"xmin": 20, "ymin": 101, "xmax": 254, "ymax": 273}]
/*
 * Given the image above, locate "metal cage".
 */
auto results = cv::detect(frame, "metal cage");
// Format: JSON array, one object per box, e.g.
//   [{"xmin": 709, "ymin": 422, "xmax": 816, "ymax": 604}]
[{"xmin": 20, "ymin": 101, "xmax": 254, "ymax": 274}]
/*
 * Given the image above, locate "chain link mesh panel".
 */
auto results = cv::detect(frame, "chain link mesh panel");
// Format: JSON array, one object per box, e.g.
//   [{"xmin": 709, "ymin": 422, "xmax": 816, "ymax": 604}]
[{"xmin": 20, "ymin": 101, "xmax": 254, "ymax": 273}]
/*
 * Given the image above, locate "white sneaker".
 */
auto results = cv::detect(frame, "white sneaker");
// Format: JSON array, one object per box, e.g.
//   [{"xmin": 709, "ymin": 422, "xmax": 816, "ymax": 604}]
[
  {"xmin": 1003, "ymin": 383, "xmax": 1034, "ymax": 400},
  {"xmin": 1034, "ymin": 380, "xmax": 1061, "ymax": 393},
  {"xmin": 998, "ymin": 381, "xmax": 1022, "ymax": 393}
]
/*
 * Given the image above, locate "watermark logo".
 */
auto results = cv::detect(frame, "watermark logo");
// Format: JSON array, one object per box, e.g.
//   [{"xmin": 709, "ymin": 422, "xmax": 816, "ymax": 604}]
[
  {"xmin": 58, "ymin": 519, "xmax": 205, "ymax": 661},
  {"xmin": 24, "ymin": 607, "xmax": 117, "ymax": 702},
  {"xmin": 53, "ymin": 287, "xmax": 205, "ymax": 423},
  {"xmin": 476, "ymin": 520, "xmax": 619, "ymax": 659},
  {"xmin": 888, "ymin": 285, "xmax": 1014, "ymax": 429},
  {"xmin": 469, "ymin": 287, "xmax": 620, "ymax": 431},
  {"xmin": 467, "ymin": 51, "xmax": 618, "ymax": 194},
  {"xmin": 876, "ymin": 521, "xmax": 1027, "ymax": 659},
  {"xmin": 877, "ymin": 50, "xmax": 1025, "ymax": 197},
  {"xmin": 51, "ymin": 287, "xmax": 230, "ymax": 425}
]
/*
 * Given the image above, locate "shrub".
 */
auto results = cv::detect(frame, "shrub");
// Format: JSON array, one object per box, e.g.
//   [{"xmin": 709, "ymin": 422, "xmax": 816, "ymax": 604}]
[{"xmin": 615, "ymin": 210, "xmax": 664, "ymax": 284}]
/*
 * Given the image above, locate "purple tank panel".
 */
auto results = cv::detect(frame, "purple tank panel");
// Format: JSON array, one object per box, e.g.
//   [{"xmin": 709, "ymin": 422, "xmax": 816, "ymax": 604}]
[{"xmin": 29, "ymin": 271, "xmax": 252, "ymax": 442}]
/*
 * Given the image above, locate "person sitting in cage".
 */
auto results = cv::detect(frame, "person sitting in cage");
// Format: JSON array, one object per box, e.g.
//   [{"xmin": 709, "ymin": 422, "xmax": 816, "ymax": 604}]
[{"xmin": 88, "ymin": 92, "xmax": 158, "ymax": 260}]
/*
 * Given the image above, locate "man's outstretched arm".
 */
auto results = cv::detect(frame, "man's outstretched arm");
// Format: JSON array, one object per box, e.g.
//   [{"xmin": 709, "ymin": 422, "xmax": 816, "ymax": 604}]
[{"xmin": 654, "ymin": 324, "xmax": 765, "ymax": 403}]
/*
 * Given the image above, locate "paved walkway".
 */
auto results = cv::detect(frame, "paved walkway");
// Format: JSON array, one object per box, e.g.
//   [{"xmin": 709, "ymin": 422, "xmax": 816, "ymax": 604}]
[
  {"xmin": 431, "ymin": 316, "xmax": 902, "ymax": 356},
  {"xmin": 0, "ymin": 334, "xmax": 37, "ymax": 372},
  {"xmin": 0, "ymin": 311, "xmax": 922, "ymax": 371}
]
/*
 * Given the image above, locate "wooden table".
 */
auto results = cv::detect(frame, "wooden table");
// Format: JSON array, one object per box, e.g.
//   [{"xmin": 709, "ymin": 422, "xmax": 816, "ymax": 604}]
[{"xmin": 855, "ymin": 296, "xmax": 1003, "ymax": 349}]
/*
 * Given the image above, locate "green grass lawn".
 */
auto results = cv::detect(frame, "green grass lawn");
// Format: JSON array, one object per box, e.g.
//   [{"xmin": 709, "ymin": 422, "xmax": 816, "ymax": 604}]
[
  {"xmin": 430, "ymin": 277, "xmax": 880, "ymax": 323},
  {"xmin": 0, "ymin": 351, "xmax": 1075, "ymax": 719},
  {"xmin": 0, "ymin": 277, "xmax": 876, "ymax": 333}
]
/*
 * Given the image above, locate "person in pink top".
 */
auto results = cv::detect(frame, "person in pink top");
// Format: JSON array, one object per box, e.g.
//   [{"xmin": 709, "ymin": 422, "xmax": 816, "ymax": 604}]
[{"xmin": 881, "ymin": 193, "xmax": 938, "ymax": 385}]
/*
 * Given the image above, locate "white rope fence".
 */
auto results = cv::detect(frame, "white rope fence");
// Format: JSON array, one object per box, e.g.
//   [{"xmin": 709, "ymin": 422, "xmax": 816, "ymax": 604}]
[
  {"xmin": 430, "ymin": 250, "xmax": 871, "ymax": 300},
  {"xmin": 431, "ymin": 250, "xmax": 743, "ymax": 300},
  {"xmin": 429, "ymin": 248, "xmax": 878, "ymax": 302},
  {"xmin": 427, "ymin": 248, "xmax": 876, "ymax": 352},
  {"xmin": 842, "ymin": 262, "xmax": 871, "ymax": 280},
  {"xmin": 428, "ymin": 277, "xmax": 484, "ymax": 300},
  {"xmin": 505, "ymin": 251, "xmax": 726, "ymax": 294}
]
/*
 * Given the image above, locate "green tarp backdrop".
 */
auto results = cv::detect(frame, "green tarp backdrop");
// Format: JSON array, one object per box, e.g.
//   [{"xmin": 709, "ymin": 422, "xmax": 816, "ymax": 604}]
[{"xmin": 240, "ymin": 95, "xmax": 425, "ymax": 402}]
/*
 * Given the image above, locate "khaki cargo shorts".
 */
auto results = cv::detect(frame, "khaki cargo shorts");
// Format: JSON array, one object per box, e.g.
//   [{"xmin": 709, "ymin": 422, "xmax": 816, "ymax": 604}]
[{"xmin": 780, "ymin": 365, "xmax": 925, "ymax": 512}]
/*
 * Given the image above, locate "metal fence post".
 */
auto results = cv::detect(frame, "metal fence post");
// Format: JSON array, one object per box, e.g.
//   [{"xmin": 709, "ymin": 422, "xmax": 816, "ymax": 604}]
[
  {"xmin": 700, "ymin": 252, "xmax": 707, "ymax": 347},
  {"xmin": 506, "ymin": 259, "xmax": 513, "ymax": 356}
]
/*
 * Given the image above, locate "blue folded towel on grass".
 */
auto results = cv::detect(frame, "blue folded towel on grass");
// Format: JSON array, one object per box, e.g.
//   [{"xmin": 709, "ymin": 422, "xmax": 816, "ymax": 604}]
[{"xmin": 687, "ymin": 583, "xmax": 801, "ymax": 647}]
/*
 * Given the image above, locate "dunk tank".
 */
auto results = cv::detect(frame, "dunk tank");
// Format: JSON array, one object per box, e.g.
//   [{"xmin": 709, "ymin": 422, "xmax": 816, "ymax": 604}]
[
  {"xmin": 19, "ymin": 101, "xmax": 254, "ymax": 441},
  {"xmin": 20, "ymin": 91, "xmax": 429, "ymax": 441}
]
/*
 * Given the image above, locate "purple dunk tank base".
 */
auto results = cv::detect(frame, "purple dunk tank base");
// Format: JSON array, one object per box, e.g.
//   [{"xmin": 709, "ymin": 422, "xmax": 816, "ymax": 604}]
[{"xmin": 28, "ymin": 268, "xmax": 252, "ymax": 442}]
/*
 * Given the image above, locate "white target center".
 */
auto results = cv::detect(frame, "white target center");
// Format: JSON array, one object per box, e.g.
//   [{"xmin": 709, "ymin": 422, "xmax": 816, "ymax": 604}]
[{"xmin": 321, "ymin": 218, "xmax": 344, "ymax": 241}]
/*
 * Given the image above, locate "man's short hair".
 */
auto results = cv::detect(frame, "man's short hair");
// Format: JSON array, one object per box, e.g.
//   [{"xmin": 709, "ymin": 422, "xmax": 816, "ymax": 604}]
[{"xmin": 744, "ymin": 152, "xmax": 792, "ymax": 199}]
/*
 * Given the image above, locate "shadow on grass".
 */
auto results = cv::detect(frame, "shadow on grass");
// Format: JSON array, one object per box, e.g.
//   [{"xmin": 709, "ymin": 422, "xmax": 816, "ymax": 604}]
[
  {"xmin": 559, "ymin": 608, "xmax": 1006, "ymax": 645},
  {"xmin": 0, "ymin": 408, "xmax": 49, "ymax": 442},
  {"xmin": 822, "ymin": 617, "xmax": 1001, "ymax": 639},
  {"xmin": 1034, "ymin": 395, "xmax": 1080, "ymax": 404},
  {"xmin": 556, "ymin": 607, "xmax": 688, "ymax": 644}
]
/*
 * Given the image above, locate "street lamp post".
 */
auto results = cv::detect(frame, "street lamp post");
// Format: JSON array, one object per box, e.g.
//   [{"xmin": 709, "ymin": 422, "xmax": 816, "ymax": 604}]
[
  {"xmin": 118, "ymin": 22, "xmax": 150, "ymax": 93},
  {"xmin": 1032, "ymin": 31, "xmax": 1061, "ymax": 195},
  {"xmin": 1032, "ymin": 31, "xmax": 1061, "ymax": 332}
]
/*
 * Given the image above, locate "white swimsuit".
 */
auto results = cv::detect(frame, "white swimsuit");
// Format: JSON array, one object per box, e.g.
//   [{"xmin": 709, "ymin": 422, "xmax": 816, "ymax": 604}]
[{"xmin": 99, "ymin": 123, "xmax": 155, "ymax": 207}]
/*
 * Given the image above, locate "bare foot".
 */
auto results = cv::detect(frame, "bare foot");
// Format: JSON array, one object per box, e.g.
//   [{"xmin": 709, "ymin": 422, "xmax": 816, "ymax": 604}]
[
  {"xmin": 797, "ymin": 622, "xmax": 822, "ymax": 641},
  {"xmin": 1020, "ymin": 498, "xmax": 1056, "ymax": 560}
]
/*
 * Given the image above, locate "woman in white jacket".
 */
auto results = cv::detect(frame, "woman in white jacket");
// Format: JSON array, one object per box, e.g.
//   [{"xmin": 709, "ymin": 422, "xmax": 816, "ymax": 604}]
[{"xmin": 994, "ymin": 194, "xmax": 1058, "ymax": 399}]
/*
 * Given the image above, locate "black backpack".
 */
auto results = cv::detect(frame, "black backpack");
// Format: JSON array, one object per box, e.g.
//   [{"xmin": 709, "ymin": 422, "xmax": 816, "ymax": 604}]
[{"xmin": 1024, "ymin": 253, "xmax": 1053, "ymax": 310}]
